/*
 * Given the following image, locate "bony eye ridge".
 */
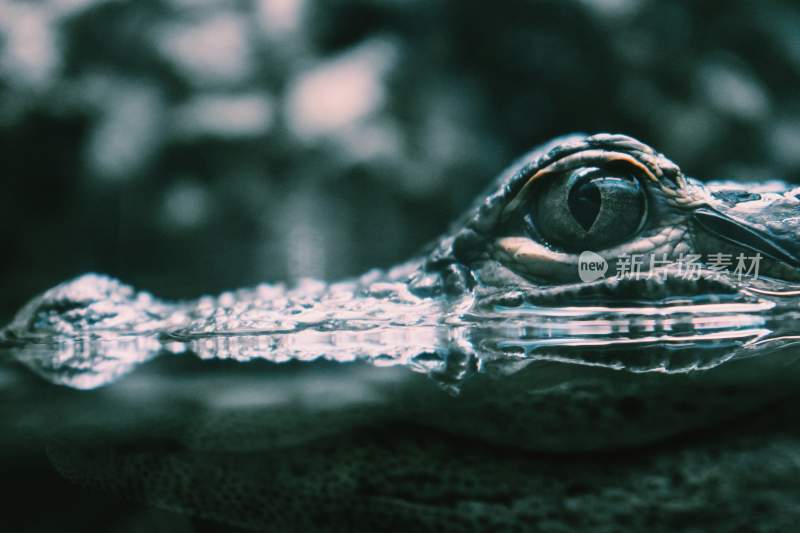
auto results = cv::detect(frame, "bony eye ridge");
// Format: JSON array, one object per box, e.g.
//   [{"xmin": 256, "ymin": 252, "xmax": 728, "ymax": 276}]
[{"xmin": 529, "ymin": 166, "xmax": 646, "ymax": 251}]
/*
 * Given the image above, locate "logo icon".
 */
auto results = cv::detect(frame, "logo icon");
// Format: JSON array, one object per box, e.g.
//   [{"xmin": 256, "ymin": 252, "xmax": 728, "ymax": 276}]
[{"xmin": 578, "ymin": 251, "xmax": 608, "ymax": 282}]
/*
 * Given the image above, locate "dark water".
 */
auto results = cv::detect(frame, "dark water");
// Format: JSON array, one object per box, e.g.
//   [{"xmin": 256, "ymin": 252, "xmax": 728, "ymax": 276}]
[{"xmin": 3, "ymin": 273, "xmax": 800, "ymax": 531}]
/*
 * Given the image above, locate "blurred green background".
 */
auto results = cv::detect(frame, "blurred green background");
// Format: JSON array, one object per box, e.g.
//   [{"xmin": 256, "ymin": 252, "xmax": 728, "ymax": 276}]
[{"xmin": 3, "ymin": 0, "xmax": 800, "ymax": 322}]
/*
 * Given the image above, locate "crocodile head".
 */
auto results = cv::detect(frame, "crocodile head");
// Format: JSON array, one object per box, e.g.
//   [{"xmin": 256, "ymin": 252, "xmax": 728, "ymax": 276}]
[{"xmin": 3, "ymin": 133, "xmax": 800, "ymax": 390}]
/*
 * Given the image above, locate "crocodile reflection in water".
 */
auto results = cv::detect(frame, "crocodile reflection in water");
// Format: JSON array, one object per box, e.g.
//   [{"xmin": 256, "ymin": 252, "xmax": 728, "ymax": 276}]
[{"xmin": 3, "ymin": 133, "xmax": 800, "ymax": 530}]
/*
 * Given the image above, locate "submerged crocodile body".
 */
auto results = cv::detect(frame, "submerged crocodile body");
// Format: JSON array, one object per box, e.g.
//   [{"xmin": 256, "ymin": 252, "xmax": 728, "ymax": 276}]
[{"xmin": 3, "ymin": 133, "xmax": 800, "ymax": 531}]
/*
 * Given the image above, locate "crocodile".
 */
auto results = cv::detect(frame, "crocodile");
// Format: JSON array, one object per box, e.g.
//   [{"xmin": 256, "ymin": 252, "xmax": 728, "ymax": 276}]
[{"xmin": 3, "ymin": 133, "xmax": 800, "ymax": 531}]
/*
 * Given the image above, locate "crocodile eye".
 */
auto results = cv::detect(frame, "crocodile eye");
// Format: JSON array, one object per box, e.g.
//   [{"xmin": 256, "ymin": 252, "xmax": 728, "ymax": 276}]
[{"xmin": 528, "ymin": 166, "xmax": 646, "ymax": 251}]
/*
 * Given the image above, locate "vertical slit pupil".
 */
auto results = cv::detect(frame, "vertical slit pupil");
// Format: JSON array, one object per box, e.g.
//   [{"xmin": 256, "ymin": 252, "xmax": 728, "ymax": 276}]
[{"xmin": 568, "ymin": 179, "xmax": 602, "ymax": 231}]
